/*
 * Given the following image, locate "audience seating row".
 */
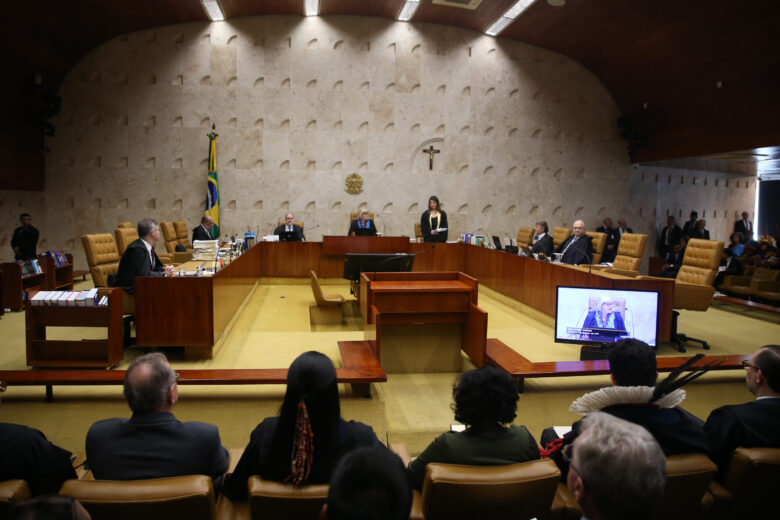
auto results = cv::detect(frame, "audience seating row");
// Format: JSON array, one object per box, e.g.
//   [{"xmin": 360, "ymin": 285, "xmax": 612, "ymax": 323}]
[
  {"xmin": 722, "ymin": 266, "xmax": 780, "ymax": 303},
  {"xmin": 1, "ymin": 446, "xmax": 778, "ymax": 519}
]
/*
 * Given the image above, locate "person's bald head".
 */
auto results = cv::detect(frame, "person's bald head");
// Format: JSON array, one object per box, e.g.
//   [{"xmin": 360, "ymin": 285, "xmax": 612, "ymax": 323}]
[
  {"xmin": 123, "ymin": 353, "xmax": 177, "ymax": 414},
  {"xmin": 573, "ymin": 220, "xmax": 586, "ymax": 237}
]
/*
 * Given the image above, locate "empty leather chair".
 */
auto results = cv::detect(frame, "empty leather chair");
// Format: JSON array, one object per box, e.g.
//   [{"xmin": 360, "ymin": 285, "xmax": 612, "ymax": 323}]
[
  {"xmin": 552, "ymin": 227, "xmax": 571, "ymax": 249},
  {"xmin": 414, "ymin": 222, "xmax": 423, "ymax": 242},
  {"xmin": 654, "ymin": 453, "xmax": 717, "ymax": 520},
  {"xmin": 309, "ymin": 271, "xmax": 345, "ymax": 324},
  {"xmin": 59, "ymin": 475, "xmax": 215, "ymax": 520},
  {"xmin": 585, "ymin": 231, "xmax": 607, "ymax": 264},
  {"xmin": 708, "ymin": 447, "xmax": 780, "ymax": 518},
  {"xmin": 81, "ymin": 234, "xmax": 120, "ymax": 289},
  {"xmin": 605, "ymin": 233, "xmax": 648, "ymax": 276}
]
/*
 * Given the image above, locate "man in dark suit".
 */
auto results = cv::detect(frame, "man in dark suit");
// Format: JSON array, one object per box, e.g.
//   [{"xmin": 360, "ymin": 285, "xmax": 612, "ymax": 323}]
[
  {"xmin": 528, "ymin": 220, "xmax": 553, "ymax": 258},
  {"xmin": 596, "ymin": 217, "xmax": 619, "ymax": 263},
  {"xmin": 704, "ymin": 345, "xmax": 780, "ymax": 470},
  {"xmin": 1, "ymin": 383, "xmax": 77, "ymax": 495},
  {"xmin": 682, "ymin": 211, "xmax": 698, "ymax": 238},
  {"xmin": 616, "ymin": 218, "xmax": 633, "ymax": 238},
  {"xmin": 192, "ymin": 214, "xmax": 215, "ymax": 243},
  {"xmin": 657, "ymin": 216, "xmax": 682, "ymax": 257},
  {"xmin": 273, "ymin": 212, "xmax": 305, "ymax": 241},
  {"xmin": 693, "ymin": 219, "xmax": 710, "ymax": 240},
  {"xmin": 555, "ymin": 220, "xmax": 593, "ymax": 265},
  {"xmin": 86, "ymin": 353, "xmax": 229, "ymax": 485},
  {"xmin": 10, "ymin": 212, "xmax": 39, "ymax": 260},
  {"xmin": 113, "ymin": 218, "xmax": 174, "ymax": 294},
  {"xmin": 734, "ymin": 211, "xmax": 753, "ymax": 240}
]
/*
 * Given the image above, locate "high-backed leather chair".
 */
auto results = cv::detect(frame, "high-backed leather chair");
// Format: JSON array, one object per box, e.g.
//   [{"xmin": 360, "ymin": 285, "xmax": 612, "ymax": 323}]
[
  {"xmin": 586, "ymin": 231, "xmax": 606, "ymax": 264},
  {"xmin": 606, "ymin": 233, "xmax": 648, "ymax": 275},
  {"xmin": 160, "ymin": 221, "xmax": 180, "ymax": 253},
  {"xmin": 247, "ymin": 476, "xmax": 328, "ymax": 520},
  {"xmin": 117, "ymin": 221, "xmax": 133, "ymax": 228},
  {"xmin": 516, "ymin": 226, "xmax": 534, "ymax": 250},
  {"xmin": 81, "ymin": 234, "xmax": 121, "ymax": 288},
  {"xmin": 309, "ymin": 271, "xmax": 344, "ymax": 324},
  {"xmin": 414, "ymin": 222, "xmax": 423, "ymax": 242},
  {"xmin": 417, "ymin": 460, "xmax": 564, "ymax": 520},
  {"xmin": 174, "ymin": 221, "xmax": 192, "ymax": 250},
  {"xmin": 654, "ymin": 453, "xmax": 717, "ymax": 520},
  {"xmin": 641, "ymin": 238, "xmax": 723, "ymax": 352},
  {"xmin": 552, "ymin": 227, "xmax": 571, "ymax": 249},
  {"xmin": 276, "ymin": 219, "xmax": 305, "ymax": 232},
  {"xmin": 708, "ymin": 447, "xmax": 780, "ymax": 518},
  {"xmin": 0, "ymin": 480, "xmax": 30, "ymax": 518},
  {"xmin": 59, "ymin": 475, "xmax": 216, "ymax": 520},
  {"xmin": 723, "ymin": 266, "xmax": 779, "ymax": 298}
]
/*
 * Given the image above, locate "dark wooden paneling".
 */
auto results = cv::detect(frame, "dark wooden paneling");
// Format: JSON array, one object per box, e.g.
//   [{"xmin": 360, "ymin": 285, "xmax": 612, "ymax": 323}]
[{"xmin": 322, "ymin": 236, "xmax": 410, "ymax": 255}]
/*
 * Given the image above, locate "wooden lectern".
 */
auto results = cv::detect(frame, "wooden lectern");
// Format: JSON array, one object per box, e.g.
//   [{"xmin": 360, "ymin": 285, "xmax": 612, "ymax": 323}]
[{"xmin": 360, "ymin": 271, "xmax": 487, "ymax": 373}]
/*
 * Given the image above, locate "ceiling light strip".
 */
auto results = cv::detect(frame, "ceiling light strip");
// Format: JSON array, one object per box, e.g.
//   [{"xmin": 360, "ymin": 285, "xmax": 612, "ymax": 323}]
[
  {"xmin": 485, "ymin": 0, "xmax": 535, "ymax": 36},
  {"xmin": 304, "ymin": 0, "xmax": 320, "ymax": 17},
  {"xmin": 398, "ymin": 1, "xmax": 421, "ymax": 22},
  {"xmin": 201, "ymin": 0, "xmax": 225, "ymax": 21}
]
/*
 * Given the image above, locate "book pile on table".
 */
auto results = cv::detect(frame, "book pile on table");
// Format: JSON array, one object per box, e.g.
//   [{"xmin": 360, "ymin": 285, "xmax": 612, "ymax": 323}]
[
  {"xmin": 20, "ymin": 259, "xmax": 43, "ymax": 275},
  {"xmin": 192, "ymin": 239, "xmax": 219, "ymax": 261},
  {"xmin": 30, "ymin": 289, "xmax": 108, "ymax": 307}
]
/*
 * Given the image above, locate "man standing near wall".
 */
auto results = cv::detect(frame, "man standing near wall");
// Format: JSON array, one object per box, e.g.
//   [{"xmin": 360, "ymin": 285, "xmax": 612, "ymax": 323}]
[{"xmin": 11, "ymin": 213, "xmax": 39, "ymax": 260}]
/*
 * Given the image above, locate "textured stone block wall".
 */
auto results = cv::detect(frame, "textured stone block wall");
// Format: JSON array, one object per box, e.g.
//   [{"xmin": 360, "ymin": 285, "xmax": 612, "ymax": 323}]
[{"xmin": 0, "ymin": 15, "xmax": 755, "ymax": 271}]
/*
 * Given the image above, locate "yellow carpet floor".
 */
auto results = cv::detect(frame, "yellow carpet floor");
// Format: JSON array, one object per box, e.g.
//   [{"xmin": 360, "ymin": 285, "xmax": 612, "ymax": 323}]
[{"xmin": 1, "ymin": 277, "xmax": 776, "ymax": 457}]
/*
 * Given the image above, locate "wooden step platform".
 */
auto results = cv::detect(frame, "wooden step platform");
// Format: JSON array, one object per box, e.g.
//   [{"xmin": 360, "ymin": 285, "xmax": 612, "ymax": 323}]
[
  {"xmin": 0, "ymin": 341, "xmax": 386, "ymax": 401},
  {"xmin": 485, "ymin": 338, "xmax": 749, "ymax": 392}
]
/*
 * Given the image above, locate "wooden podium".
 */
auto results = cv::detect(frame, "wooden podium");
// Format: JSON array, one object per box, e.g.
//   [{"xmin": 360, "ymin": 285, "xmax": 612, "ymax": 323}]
[{"xmin": 360, "ymin": 272, "xmax": 487, "ymax": 373}]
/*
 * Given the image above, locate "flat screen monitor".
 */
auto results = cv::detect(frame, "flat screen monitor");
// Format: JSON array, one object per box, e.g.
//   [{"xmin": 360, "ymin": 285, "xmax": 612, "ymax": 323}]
[
  {"xmin": 554, "ymin": 286, "xmax": 660, "ymax": 347},
  {"xmin": 278, "ymin": 231, "xmax": 300, "ymax": 242},
  {"xmin": 343, "ymin": 253, "xmax": 415, "ymax": 281}
]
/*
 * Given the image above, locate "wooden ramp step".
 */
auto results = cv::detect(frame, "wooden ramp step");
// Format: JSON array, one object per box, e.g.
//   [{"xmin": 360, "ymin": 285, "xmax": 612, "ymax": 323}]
[
  {"xmin": 0, "ymin": 341, "xmax": 386, "ymax": 400},
  {"xmin": 485, "ymin": 338, "xmax": 749, "ymax": 392}
]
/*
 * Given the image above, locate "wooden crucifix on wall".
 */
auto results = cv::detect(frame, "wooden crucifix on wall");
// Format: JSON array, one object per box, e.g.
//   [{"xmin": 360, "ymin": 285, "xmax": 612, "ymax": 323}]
[{"xmin": 422, "ymin": 146, "xmax": 440, "ymax": 170}]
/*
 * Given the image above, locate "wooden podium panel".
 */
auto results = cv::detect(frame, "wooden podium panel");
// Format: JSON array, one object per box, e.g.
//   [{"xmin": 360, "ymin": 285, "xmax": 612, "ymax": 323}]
[
  {"xmin": 322, "ymin": 236, "xmax": 410, "ymax": 255},
  {"xmin": 361, "ymin": 272, "xmax": 487, "ymax": 372}
]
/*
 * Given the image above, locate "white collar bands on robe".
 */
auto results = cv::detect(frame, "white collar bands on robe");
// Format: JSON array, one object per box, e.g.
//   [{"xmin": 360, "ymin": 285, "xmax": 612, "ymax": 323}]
[{"xmin": 569, "ymin": 385, "xmax": 686, "ymax": 415}]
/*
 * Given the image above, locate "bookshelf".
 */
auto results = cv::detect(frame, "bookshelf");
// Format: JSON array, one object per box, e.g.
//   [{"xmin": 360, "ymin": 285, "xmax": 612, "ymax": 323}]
[
  {"xmin": 25, "ymin": 288, "xmax": 123, "ymax": 368},
  {"xmin": 1, "ymin": 253, "xmax": 74, "ymax": 311}
]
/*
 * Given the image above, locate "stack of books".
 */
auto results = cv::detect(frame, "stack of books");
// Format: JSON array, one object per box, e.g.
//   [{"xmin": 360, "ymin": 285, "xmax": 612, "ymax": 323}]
[
  {"xmin": 192, "ymin": 239, "xmax": 219, "ymax": 261},
  {"xmin": 41, "ymin": 250, "xmax": 69, "ymax": 267},
  {"xmin": 29, "ymin": 289, "xmax": 108, "ymax": 307},
  {"xmin": 20, "ymin": 259, "xmax": 43, "ymax": 275}
]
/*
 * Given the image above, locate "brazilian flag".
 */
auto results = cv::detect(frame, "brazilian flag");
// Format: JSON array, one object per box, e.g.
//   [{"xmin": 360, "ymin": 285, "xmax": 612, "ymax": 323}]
[{"xmin": 206, "ymin": 128, "xmax": 220, "ymax": 238}]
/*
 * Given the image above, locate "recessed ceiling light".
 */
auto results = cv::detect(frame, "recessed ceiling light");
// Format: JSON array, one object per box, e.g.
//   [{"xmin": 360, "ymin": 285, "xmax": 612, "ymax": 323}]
[
  {"xmin": 398, "ymin": 1, "xmax": 421, "ymax": 22},
  {"xmin": 486, "ymin": 0, "xmax": 538, "ymax": 36},
  {"xmin": 304, "ymin": 0, "xmax": 319, "ymax": 17},
  {"xmin": 201, "ymin": 0, "xmax": 225, "ymax": 21}
]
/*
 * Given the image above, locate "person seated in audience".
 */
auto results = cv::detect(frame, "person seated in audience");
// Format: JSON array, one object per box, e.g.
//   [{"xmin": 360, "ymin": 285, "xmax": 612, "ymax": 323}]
[
  {"xmin": 112, "ymin": 218, "xmax": 174, "ymax": 294},
  {"xmin": 348, "ymin": 210, "xmax": 377, "ymax": 237},
  {"xmin": 406, "ymin": 366, "xmax": 540, "ymax": 490},
  {"xmin": 86, "ymin": 353, "xmax": 229, "ymax": 485},
  {"xmin": 549, "ymin": 339, "xmax": 708, "ymax": 479},
  {"xmin": 555, "ymin": 220, "xmax": 593, "ymax": 265},
  {"xmin": 738, "ymin": 241, "xmax": 762, "ymax": 274},
  {"xmin": 596, "ymin": 217, "xmax": 618, "ymax": 263},
  {"xmin": 527, "ymin": 220, "xmax": 553, "ymax": 258},
  {"xmin": 324, "ymin": 446, "xmax": 412, "ymax": 520},
  {"xmin": 7, "ymin": 495, "xmax": 91, "ymax": 520},
  {"xmin": 0, "ymin": 383, "xmax": 77, "ymax": 495},
  {"xmin": 655, "ymin": 237, "xmax": 687, "ymax": 278},
  {"xmin": 222, "ymin": 351, "xmax": 382, "ymax": 499},
  {"xmin": 726, "ymin": 232, "xmax": 744, "ymax": 257},
  {"xmin": 565, "ymin": 412, "xmax": 666, "ymax": 520},
  {"xmin": 704, "ymin": 345, "xmax": 780, "ymax": 470}
]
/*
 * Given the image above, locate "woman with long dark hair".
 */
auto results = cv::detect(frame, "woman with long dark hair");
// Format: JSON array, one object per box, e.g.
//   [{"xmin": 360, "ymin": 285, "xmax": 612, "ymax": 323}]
[
  {"xmin": 222, "ymin": 351, "xmax": 382, "ymax": 499},
  {"xmin": 420, "ymin": 195, "xmax": 448, "ymax": 242}
]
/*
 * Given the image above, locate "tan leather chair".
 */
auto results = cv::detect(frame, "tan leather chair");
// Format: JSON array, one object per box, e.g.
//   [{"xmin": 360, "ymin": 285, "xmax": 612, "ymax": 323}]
[
  {"xmin": 586, "ymin": 231, "xmax": 606, "ymax": 264},
  {"xmin": 247, "ymin": 476, "xmax": 328, "ymax": 520},
  {"xmin": 414, "ymin": 222, "xmax": 423, "ymax": 242},
  {"xmin": 605, "ymin": 233, "xmax": 648, "ymax": 276},
  {"xmin": 654, "ymin": 453, "xmax": 717, "ymax": 520},
  {"xmin": 753, "ymin": 278, "xmax": 780, "ymax": 304},
  {"xmin": 723, "ymin": 266, "xmax": 779, "ymax": 298},
  {"xmin": 160, "ymin": 221, "xmax": 179, "ymax": 254},
  {"xmin": 0, "ymin": 480, "xmax": 31, "ymax": 518},
  {"xmin": 552, "ymin": 227, "xmax": 571, "ymax": 249},
  {"xmin": 349, "ymin": 211, "xmax": 374, "ymax": 224},
  {"xmin": 516, "ymin": 226, "xmax": 534, "ymax": 250},
  {"xmin": 81, "ymin": 234, "xmax": 120, "ymax": 289},
  {"xmin": 707, "ymin": 447, "xmax": 780, "ymax": 518},
  {"xmin": 174, "ymin": 221, "xmax": 192, "ymax": 250},
  {"xmin": 418, "ymin": 460, "xmax": 564, "ymax": 520},
  {"xmin": 59, "ymin": 475, "xmax": 215, "ymax": 520},
  {"xmin": 276, "ymin": 219, "xmax": 305, "ymax": 232},
  {"xmin": 309, "ymin": 271, "xmax": 344, "ymax": 324},
  {"xmin": 117, "ymin": 221, "xmax": 133, "ymax": 228},
  {"xmin": 641, "ymin": 238, "xmax": 723, "ymax": 352}
]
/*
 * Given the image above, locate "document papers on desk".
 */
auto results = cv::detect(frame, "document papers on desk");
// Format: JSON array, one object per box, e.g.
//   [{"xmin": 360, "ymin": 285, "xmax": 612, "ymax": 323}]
[{"xmin": 192, "ymin": 239, "xmax": 219, "ymax": 261}]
